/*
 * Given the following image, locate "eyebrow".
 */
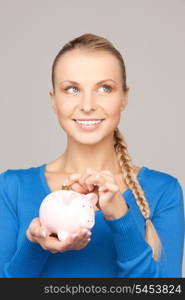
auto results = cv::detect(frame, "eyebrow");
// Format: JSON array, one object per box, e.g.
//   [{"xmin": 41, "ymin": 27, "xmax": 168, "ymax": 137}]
[{"xmin": 58, "ymin": 79, "xmax": 117, "ymax": 85}]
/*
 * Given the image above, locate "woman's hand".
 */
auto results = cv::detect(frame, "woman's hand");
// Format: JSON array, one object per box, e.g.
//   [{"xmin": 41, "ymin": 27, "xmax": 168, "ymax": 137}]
[
  {"xmin": 65, "ymin": 168, "xmax": 129, "ymax": 220},
  {"xmin": 26, "ymin": 218, "xmax": 91, "ymax": 253}
]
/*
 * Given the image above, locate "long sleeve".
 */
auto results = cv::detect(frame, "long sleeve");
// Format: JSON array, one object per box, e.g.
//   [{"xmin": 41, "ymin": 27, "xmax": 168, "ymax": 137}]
[
  {"xmin": 104, "ymin": 178, "xmax": 185, "ymax": 278},
  {"xmin": 0, "ymin": 170, "xmax": 50, "ymax": 278}
]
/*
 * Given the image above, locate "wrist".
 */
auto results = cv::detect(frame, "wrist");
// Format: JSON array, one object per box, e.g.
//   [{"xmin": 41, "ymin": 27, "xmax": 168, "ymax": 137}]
[{"xmin": 104, "ymin": 195, "xmax": 129, "ymax": 220}]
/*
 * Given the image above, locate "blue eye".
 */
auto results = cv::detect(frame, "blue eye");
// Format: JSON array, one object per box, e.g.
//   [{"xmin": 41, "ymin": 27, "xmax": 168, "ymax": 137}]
[
  {"xmin": 99, "ymin": 85, "xmax": 112, "ymax": 93},
  {"xmin": 64, "ymin": 85, "xmax": 112, "ymax": 94},
  {"xmin": 65, "ymin": 86, "xmax": 79, "ymax": 94}
]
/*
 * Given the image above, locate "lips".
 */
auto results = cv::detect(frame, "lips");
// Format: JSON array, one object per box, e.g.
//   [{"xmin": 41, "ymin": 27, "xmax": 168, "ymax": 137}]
[
  {"xmin": 73, "ymin": 119, "xmax": 105, "ymax": 121},
  {"xmin": 73, "ymin": 119, "xmax": 105, "ymax": 131}
]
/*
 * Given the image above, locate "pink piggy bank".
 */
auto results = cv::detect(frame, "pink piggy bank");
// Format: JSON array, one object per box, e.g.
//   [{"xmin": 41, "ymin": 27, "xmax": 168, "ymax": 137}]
[{"xmin": 39, "ymin": 190, "xmax": 98, "ymax": 241}]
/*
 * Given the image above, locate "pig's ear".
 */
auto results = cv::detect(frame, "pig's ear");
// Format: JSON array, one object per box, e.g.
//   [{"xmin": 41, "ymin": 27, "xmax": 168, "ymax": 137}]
[{"xmin": 85, "ymin": 193, "xmax": 98, "ymax": 205}]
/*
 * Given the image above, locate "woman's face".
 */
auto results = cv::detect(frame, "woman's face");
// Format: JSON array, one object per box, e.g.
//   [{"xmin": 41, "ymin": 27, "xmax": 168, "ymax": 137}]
[{"xmin": 49, "ymin": 49, "xmax": 128, "ymax": 145}]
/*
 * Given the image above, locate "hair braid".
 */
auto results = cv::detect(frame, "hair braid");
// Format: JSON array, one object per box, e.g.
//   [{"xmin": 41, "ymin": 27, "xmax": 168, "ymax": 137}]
[
  {"xmin": 114, "ymin": 127, "xmax": 162, "ymax": 261},
  {"xmin": 113, "ymin": 128, "xmax": 150, "ymax": 218}
]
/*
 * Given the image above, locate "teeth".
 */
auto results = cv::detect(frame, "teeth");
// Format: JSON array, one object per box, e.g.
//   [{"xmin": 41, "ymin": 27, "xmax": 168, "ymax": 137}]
[{"xmin": 76, "ymin": 120, "xmax": 102, "ymax": 125}]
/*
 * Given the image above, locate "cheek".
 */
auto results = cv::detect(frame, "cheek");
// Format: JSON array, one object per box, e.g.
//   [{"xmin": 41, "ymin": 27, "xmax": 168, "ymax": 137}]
[
  {"xmin": 54, "ymin": 98, "xmax": 73, "ymax": 118},
  {"xmin": 100, "ymin": 92, "xmax": 121, "ymax": 109},
  {"xmin": 105, "ymin": 97, "xmax": 122, "ymax": 116}
]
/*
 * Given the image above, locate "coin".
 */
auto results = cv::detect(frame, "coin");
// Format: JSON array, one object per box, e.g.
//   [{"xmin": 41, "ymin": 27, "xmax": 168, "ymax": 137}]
[{"xmin": 61, "ymin": 184, "xmax": 71, "ymax": 190}]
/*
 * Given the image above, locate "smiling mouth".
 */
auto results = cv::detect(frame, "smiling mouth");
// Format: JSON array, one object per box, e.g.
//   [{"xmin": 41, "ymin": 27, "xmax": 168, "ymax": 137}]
[
  {"xmin": 73, "ymin": 119, "xmax": 105, "ymax": 122},
  {"xmin": 72, "ymin": 119, "xmax": 105, "ymax": 130},
  {"xmin": 73, "ymin": 119, "xmax": 104, "ymax": 125}
]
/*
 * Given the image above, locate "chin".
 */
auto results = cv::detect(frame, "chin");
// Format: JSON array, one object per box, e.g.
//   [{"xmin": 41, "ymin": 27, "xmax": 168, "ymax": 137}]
[
  {"xmin": 64, "ymin": 120, "xmax": 117, "ymax": 144},
  {"xmin": 73, "ymin": 136, "xmax": 104, "ymax": 145}
]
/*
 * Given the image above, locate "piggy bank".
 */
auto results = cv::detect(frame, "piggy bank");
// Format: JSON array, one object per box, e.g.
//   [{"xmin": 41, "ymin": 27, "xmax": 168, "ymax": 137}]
[{"xmin": 39, "ymin": 190, "xmax": 98, "ymax": 241}]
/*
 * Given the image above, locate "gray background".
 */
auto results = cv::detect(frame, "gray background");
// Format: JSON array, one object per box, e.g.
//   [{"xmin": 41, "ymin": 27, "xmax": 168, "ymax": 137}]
[{"xmin": 0, "ymin": 0, "xmax": 184, "ymax": 276}]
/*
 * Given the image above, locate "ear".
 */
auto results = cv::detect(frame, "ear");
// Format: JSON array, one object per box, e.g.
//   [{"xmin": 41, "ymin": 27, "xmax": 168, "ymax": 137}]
[
  {"xmin": 49, "ymin": 90, "xmax": 57, "ymax": 115},
  {"xmin": 121, "ymin": 89, "xmax": 129, "ymax": 111}
]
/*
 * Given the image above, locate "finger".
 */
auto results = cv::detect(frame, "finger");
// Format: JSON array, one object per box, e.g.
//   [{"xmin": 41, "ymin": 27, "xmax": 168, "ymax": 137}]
[
  {"xmin": 99, "ymin": 181, "xmax": 119, "ymax": 193},
  {"xmin": 53, "ymin": 229, "xmax": 90, "ymax": 252},
  {"xmin": 42, "ymin": 236, "xmax": 69, "ymax": 252},
  {"xmin": 54, "ymin": 229, "xmax": 89, "ymax": 252},
  {"xmin": 29, "ymin": 218, "xmax": 42, "ymax": 238},
  {"xmin": 73, "ymin": 233, "xmax": 91, "ymax": 250},
  {"xmin": 74, "ymin": 228, "xmax": 91, "ymax": 241},
  {"xmin": 63, "ymin": 174, "xmax": 89, "ymax": 194},
  {"xmin": 67, "ymin": 173, "xmax": 89, "ymax": 193},
  {"xmin": 70, "ymin": 182, "xmax": 89, "ymax": 194},
  {"xmin": 100, "ymin": 171, "xmax": 115, "ymax": 183},
  {"xmin": 64, "ymin": 173, "xmax": 81, "ymax": 185},
  {"xmin": 86, "ymin": 172, "xmax": 116, "ymax": 187},
  {"xmin": 30, "ymin": 218, "xmax": 49, "ymax": 239},
  {"xmin": 74, "ymin": 237, "xmax": 91, "ymax": 250},
  {"xmin": 79, "ymin": 168, "xmax": 97, "ymax": 192},
  {"xmin": 85, "ymin": 173, "xmax": 105, "ymax": 186},
  {"xmin": 65, "ymin": 233, "xmax": 80, "ymax": 251},
  {"xmin": 39, "ymin": 226, "xmax": 49, "ymax": 239},
  {"xmin": 44, "ymin": 229, "xmax": 91, "ymax": 252}
]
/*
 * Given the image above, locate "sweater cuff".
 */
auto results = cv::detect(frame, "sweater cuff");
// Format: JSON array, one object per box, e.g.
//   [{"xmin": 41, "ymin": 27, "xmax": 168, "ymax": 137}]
[
  {"xmin": 4, "ymin": 235, "xmax": 50, "ymax": 278},
  {"xmin": 104, "ymin": 207, "xmax": 149, "ymax": 262}
]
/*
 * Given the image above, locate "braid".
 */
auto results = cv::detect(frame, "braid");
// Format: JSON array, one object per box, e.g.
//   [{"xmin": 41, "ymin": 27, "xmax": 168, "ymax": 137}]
[{"xmin": 113, "ymin": 127, "xmax": 162, "ymax": 261}]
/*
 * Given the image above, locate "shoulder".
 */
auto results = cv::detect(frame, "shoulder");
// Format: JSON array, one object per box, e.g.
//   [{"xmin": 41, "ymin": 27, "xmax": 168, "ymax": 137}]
[
  {"xmin": 0, "ymin": 164, "xmax": 45, "ymax": 211},
  {"xmin": 141, "ymin": 166, "xmax": 184, "ymax": 213},
  {"xmin": 0, "ymin": 164, "xmax": 43, "ymax": 176},
  {"xmin": 142, "ymin": 165, "xmax": 181, "ymax": 190},
  {"xmin": 0, "ymin": 164, "xmax": 44, "ymax": 192}
]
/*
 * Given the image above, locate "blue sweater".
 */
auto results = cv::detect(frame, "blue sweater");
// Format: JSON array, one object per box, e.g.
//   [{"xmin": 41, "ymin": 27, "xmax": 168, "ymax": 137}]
[{"xmin": 0, "ymin": 164, "xmax": 184, "ymax": 278}]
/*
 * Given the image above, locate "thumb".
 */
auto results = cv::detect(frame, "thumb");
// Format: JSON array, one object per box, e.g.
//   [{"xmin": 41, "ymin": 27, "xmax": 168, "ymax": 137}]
[
  {"xmin": 70, "ymin": 182, "xmax": 89, "ymax": 194},
  {"xmin": 39, "ymin": 225, "xmax": 50, "ymax": 238},
  {"xmin": 63, "ymin": 174, "xmax": 89, "ymax": 194}
]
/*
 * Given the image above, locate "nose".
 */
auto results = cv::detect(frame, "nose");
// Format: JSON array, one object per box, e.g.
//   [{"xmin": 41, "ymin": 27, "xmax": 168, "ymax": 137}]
[{"xmin": 79, "ymin": 91, "xmax": 97, "ymax": 112}]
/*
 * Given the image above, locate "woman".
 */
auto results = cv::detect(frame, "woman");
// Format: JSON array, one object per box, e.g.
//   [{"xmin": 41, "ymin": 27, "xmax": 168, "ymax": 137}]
[{"xmin": 0, "ymin": 33, "xmax": 184, "ymax": 278}]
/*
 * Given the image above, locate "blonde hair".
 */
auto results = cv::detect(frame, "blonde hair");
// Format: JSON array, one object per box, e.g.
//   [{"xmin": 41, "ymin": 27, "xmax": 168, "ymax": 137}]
[{"xmin": 51, "ymin": 33, "xmax": 162, "ymax": 261}]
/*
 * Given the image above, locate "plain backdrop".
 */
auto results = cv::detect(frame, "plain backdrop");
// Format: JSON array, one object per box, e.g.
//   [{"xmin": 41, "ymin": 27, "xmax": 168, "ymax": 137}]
[{"xmin": 0, "ymin": 0, "xmax": 184, "ymax": 276}]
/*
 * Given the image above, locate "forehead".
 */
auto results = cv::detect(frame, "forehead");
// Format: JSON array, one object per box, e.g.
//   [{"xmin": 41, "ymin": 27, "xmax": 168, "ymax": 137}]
[{"xmin": 54, "ymin": 49, "xmax": 122, "ymax": 83}]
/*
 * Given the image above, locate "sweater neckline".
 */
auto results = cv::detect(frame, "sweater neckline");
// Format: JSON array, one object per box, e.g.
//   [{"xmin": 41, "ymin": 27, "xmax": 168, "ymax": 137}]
[{"xmin": 39, "ymin": 163, "xmax": 147, "ymax": 200}]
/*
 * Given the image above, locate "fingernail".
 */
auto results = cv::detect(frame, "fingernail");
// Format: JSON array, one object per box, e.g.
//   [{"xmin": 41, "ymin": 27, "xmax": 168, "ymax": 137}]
[
  {"xmin": 87, "ymin": 238, "xmax": 91, "ymax": 242},
  {"xmin": 82, "ymin": 229, "xmax": 88, "ymax": 233},
  {"xmin": 87, "ymin": 231, "xmax": 92, "ymax": 236},
  {"xmin": 40, "ymin": 230, "xmax": 46, "ymax": 238}
]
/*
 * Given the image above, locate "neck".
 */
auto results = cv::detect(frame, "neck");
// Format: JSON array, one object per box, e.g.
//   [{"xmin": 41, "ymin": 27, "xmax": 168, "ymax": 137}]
[{"xmin": 61, "ymin": 135, "xmax": 122, "ymax": 175}]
